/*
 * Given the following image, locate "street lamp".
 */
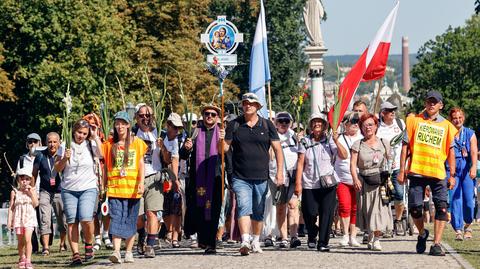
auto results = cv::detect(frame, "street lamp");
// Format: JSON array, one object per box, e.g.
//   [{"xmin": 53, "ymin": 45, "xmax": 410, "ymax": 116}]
[{"xmin": 126, "ymin": 102, "xmax": 135, "ymax": 122}]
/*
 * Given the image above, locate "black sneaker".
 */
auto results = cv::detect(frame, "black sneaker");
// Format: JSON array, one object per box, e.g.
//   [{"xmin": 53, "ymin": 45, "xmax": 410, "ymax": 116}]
[
  {"xmin": 307, "ymin": 238, "xmax": 317, "ymax": 249},
  {"xmin": 264, "ymin": 237, "xmax": 274, "ymax": 247},
  {"xmin": 216, "ymin": 240, "xmax": 224, "ymax": 249},
  {"xmin": 317, "ymin": 244, "xmax": 330, "ymax": 252},
  {"xmin": 290, "ymin": 237, "xmax": 301, "ymax": 248},
  {"xmin": 429, "ymin": 244, "xmax": 445, "ymax": 256},
  {"xmin": 362, "ymin": 232, "xmax": 369, "ymax": 244},
  {"xmin": 416, "ymin": 229, "xmax": 429, "ymax": 254}
]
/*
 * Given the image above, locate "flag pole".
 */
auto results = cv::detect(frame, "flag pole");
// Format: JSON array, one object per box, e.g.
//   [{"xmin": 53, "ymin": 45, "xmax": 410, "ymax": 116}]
[
  {"xmin": 373, "ymin": 77, "xmax": 384, "ymax": 114},
  {"xmin": 267, "ymin": 82, "xmax": 273, "ymax": 121},
  {"xmin": 220, "ymin": 81, "xmax": 225, "ymax": 201}
]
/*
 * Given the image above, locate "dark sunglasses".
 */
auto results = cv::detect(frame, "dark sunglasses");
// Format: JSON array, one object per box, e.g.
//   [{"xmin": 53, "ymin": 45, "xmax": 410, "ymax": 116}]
[
  {"xmin": 204, "ymin": 112, "xmax": 217, "ymax": 118},
  {"xmin": 191, "ymin": 121, "xmax": 197, "ymax": 125},
  {"xmin": 27, "ymin": 139, "xmax": 39, "ymax": 144},
  {"xmin": 349, "ymin": 118, "xmax": 360, "ymax": 124},
  {"xmin": 138, "ymin": 114, "xmax": 151, "ymax": 119},
  {"xmin": 277, "ymin": 119, "xmax": 291, "ymax": 124},
  {"xmin": 383, "ymin": 109, "xmax": 396, "ymax": 113}
]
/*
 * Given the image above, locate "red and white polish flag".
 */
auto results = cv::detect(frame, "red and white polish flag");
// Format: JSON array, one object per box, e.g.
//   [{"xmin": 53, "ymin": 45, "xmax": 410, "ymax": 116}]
[{"xmin": 328, "ymin": 1, "xmax": 399, "ymax": 129}]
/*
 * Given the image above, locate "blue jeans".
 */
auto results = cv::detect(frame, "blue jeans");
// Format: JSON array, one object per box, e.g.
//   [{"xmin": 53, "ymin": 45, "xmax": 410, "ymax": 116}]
[
  {"xmin": 391, "ymin": 169, "xmax": 405, "ymax": 203},
  {"xmin": 232, "ymin": 178, "xmax": 268, "ymax": 221},
  {"xmin": 62, "ymin": 188, "xmax": 98, "ymax": 224}
]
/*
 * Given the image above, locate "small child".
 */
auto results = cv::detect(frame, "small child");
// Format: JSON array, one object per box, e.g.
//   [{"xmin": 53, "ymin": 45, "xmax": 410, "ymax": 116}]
[{"xmin": 8, "ymin": 168, "xmax": 39, "ymax": 269}]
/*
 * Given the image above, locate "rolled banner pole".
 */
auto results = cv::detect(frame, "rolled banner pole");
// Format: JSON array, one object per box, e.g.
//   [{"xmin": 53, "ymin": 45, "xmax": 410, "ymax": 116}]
[
  {"xmin": 220, "ymin": 80, "xmax": 225, "ymax": 201},
  {"xmin": 267, "ymin": 82, "xmax": 273, "ymax": 121}
]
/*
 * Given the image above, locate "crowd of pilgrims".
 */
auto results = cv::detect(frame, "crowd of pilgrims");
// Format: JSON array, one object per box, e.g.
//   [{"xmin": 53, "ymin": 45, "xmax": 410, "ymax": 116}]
[{"xmin": 7, "ymin": 91, "xmax": 480, "ymax": 268}]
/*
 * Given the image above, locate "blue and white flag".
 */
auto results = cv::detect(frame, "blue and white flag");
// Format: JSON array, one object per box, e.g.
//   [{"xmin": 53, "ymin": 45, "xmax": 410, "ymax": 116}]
[{"xmin": 249, "ymin": 0, "xmax": 271, "ymax": 118}]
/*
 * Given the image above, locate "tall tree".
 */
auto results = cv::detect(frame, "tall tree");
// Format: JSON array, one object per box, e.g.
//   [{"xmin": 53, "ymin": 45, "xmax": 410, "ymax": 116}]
[
  {"xmin": 209, "ymin": 0, "xmax": 307, "ymax": 111},
  {"xmin": 410, "ymin": 15, "xmax": 480, "ymax": 129},
  {"xmin": 129, "ymin": 0, "xmax": 239, "ymax": 113}
]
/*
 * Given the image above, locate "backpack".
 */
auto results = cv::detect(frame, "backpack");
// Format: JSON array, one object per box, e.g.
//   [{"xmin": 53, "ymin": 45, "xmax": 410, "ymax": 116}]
[{"xmin": 231, "ymin": 116, "xmax": 270, "ymax": 139}]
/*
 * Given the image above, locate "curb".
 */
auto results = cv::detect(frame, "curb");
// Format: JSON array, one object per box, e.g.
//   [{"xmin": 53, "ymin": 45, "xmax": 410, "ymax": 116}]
[{"xmin": 442, "ymin": 241, "xmax": 475, "ymax": 269}]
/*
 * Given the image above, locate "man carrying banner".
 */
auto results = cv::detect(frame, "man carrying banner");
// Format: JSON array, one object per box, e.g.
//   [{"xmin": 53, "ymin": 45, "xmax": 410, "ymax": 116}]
[{"xmin": 398, "ymin": 90, "xmax": 457, "ymax": 256}]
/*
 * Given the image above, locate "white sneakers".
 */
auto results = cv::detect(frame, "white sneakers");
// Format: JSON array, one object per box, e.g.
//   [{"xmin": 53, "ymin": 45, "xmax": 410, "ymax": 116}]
[
  {"xmin": 340, "ymin": 235, "xmax": 361, "ymax": 247},
  {"xmin": 371, "ymin": 237, "xmax": 382, "ymax": 251},
  {"xmin": 251, "ymin": 241, "xmax": 263, "ymax": 253},
  {"xmin": 239, "ymin": 241, "xmax": 251, "ymax": 256},
  {"xmin": 349, "ymin": 236, "xmax": 361, "ymax": 247},
  {"xmin": 239, "ymin": 240, "xmax": 264, "ymax": 256},
  {"xmin": 339, "ymin": 235, "xmax": 349, "ymax": 247}
]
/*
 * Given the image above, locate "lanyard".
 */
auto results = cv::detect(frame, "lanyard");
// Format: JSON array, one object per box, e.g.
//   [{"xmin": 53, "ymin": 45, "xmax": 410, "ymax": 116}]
[{"xmin": 46, "ymin": 154, "xmax": 58, "ymax": 178}]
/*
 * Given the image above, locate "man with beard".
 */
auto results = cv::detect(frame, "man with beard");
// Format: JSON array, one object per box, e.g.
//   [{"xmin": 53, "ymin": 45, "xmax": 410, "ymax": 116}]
[
  {"xmin": 182, "ymin": 104, "xmax": 223, "ymax": 254},
  {"xmin": 134, "ymin": 104, "xmax": 164, "ymax": 258}
]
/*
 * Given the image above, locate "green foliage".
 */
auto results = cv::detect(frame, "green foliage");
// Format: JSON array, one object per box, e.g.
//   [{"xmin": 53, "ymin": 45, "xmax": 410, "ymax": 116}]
[
  {"xmin": 410, "ymin": 15, "xmax": 480, "ymax": 129},
  {"xmin": 209, "ymin": 0, "xmax": 307, "ymax": 113}
]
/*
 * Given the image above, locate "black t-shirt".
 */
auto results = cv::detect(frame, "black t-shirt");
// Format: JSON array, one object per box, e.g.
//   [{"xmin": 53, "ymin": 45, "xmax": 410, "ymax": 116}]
[
  {"xmin": 225, "ymin": 115, "xmax": 279, "ymax": 180},
  {"xmin": 33, "ymin": 149, "xmax": 62, "ymax": 193}
]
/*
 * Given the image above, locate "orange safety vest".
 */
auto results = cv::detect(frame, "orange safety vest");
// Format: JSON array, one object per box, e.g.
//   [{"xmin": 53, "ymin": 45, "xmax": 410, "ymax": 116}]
[
  {"xmin": 406, "ymin": 114, "xmax": 457, "ymax": 179},
  {"xmin": 103, "ymin": 137, "xmax": 147, "ymax": 199}
]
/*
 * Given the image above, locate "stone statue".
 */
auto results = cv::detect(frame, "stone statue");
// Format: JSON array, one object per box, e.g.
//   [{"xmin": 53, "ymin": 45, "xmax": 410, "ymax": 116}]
[{"xmin": 303, "ymin": 0, "xmax": 325, "ymax": 47}]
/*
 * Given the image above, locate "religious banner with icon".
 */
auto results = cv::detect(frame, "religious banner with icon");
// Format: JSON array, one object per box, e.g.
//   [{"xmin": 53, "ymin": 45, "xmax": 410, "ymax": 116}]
[{"xmin": 201, "ymin": 16, "xmax": 243, "ymax": 66}]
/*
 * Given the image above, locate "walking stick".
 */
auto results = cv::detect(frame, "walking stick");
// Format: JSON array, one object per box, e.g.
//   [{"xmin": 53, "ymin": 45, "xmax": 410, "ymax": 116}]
[{"xmin": 3, "ymin": 152, "xmax": 17, "ymax": 192}]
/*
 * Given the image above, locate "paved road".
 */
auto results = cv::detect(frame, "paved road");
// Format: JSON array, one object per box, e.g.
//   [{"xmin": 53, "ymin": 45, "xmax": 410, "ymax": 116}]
[{"xmin": 85, "ymin": 234, "xmax": 464, "ymax": 269}]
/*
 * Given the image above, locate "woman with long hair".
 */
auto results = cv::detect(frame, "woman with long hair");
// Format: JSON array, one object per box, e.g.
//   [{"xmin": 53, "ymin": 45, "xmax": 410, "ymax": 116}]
[
  {"xmin": 102, "ymin": 111, "xmax": 147, "ymax": 264},
  {"xmin": 55, "ymin": 119, "xmax": 103, "ymax": 266}
]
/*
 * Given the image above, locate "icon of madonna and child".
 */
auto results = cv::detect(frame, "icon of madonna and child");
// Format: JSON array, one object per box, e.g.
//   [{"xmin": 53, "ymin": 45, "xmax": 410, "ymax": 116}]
[{"xmin": 210, "ymin": 26, "xmax": 234, "ymax": 52}]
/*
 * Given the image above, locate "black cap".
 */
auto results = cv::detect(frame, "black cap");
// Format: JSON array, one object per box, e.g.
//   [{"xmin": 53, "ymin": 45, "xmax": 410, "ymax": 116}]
[{"xmin": 425, "ymin": 90, "xmax": 443, "ymax": 102}]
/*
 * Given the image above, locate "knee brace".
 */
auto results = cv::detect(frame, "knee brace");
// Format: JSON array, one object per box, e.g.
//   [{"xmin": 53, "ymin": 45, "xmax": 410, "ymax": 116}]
[
  {"xmin": 409, "ymin": 205, "xmax": 423, "ymax": 219},
  {"xmin": 434, "ymin": 201, "xmax": 448, "ymax": 221}
]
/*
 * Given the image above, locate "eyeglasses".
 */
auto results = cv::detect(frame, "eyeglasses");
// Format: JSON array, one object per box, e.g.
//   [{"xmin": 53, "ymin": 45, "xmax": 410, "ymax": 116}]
[
  {"xmin": 20, "ymin": 177, "xmax": 32, "ymax": 181},
  {"xmin": 27, "ymin": 139, "xmax": 39, "ymax": 144},
  {"xmin": 383, "ymin": 109, "xmax": 396, "ymax": 113},
  {"xmin": 191, "ymin": 121, "xmax": 197, "ymax": 125},
  {"xmin": 204, "ymin": 112, "xmax": 217, "ymax": 118},
  {"xmin": 138, "ymin": 114, "xmax": 151, "ymax": 119},
  {"xmin": 277, "ymin": 119, "xmax": 291, "ymax": 125},
  {"xmin": 363, "ymin": 122, "xmax": 376, "ymax": 128}
]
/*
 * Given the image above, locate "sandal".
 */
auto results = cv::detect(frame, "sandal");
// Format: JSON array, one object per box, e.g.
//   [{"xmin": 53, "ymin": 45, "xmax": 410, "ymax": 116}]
[
  {"xmin": 42, "ymin": 248, "xmax": 50, "ymax": 256},
  {"xmin": 464, "ymin": 228, "xmax": 473, "ymax": 239},
  {"xmin": 18, "ymin": 256, "xmax": 26, "ymax": 268},
  {"xmin": 172, "ymin": 240, "xmax": 180, "ymax": 248},
  {"xmin": 25, "ymin": 261, "xmax": 34, "ymax": 269},
  {"xmin": 455, "ymin": 230, "xmax": 464, "ymax": 241},
  {"xmin": 70, "ymin": 252, "xmax": 83, "ymax": 266}
]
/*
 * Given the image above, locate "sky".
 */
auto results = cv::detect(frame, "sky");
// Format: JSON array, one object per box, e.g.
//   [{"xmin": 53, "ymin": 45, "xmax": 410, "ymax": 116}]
[{"xmin": 322, "ymin": 0, "xmax": 475, "ymax": 55}]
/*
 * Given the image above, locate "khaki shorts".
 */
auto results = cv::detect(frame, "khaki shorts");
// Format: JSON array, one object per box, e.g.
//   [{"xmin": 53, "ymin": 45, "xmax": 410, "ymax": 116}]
[
  {"xmin": 39, "ymin": 190, "xmax": 67, "ymax": 235},
  {"xmin": 138, "ymin": 172, "xmax": 164, "ymax": 216}
]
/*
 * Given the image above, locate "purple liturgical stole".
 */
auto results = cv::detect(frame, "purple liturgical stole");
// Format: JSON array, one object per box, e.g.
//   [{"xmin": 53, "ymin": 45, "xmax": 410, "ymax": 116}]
[{"xmin": 195, "ymin": 124, "xmax": 219, "ymax": 220}]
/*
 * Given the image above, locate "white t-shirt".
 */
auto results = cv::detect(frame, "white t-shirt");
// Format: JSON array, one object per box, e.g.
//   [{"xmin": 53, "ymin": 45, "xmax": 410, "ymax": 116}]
[
  {"xmin": 376, "ymin": 119, "xmax": 405, "ymax": 170},
  {"xmin": 163, "ymin": 136, "xmax": 179, "ymax": 158},
  {"xmin": 57, "ymin": 141, "xmax": 99, "ymax": 191},
  {"xmin": 135, "ymin": 128, "xmax": 162, "ymax": 176},
  {"xmin": 298, "ymin": 136, "xmax": 338, "ymax": 189},
  {"xmin": 334, "ymin": 133, "xmax": 363, "ymax": 185},
  {"xmin": 269, "ymin": 129, "xmax": 298, "ymax": 186}
]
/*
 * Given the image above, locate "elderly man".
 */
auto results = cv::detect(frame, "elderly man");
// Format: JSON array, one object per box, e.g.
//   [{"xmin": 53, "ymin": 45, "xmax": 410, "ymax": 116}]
[
  {"xmin": 32, "ymin": 132, "xmax": 67, "ymax": 255},
  {"xmin": 133, "ymin": 104, "xmax": 164, "ymax": 258},
  {"xmin": 182, "ymin": 104, "xmax": 223, "ymax": 254},
  {"xmin": 398, "ymin": 91, "xmax": 457, "ymax": 256},
  {"xmin": 220, "ymin": 92, "xmax": 284, "ymax": 256},
  {"xmin": 377, "ymin": 101, "xmax": 406, "ymax": 235}
]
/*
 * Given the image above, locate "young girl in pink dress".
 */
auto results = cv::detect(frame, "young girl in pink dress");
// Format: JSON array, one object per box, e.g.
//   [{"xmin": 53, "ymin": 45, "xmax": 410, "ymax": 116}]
[{"xmin": 8, "ymin": 168, "xmax": 39, "ymax": 269}]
